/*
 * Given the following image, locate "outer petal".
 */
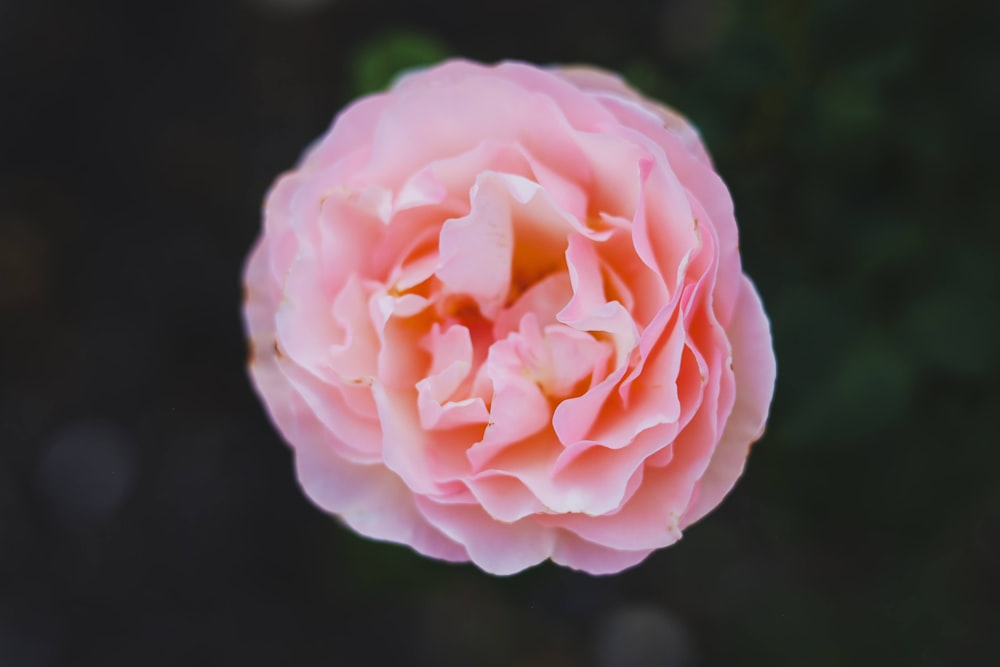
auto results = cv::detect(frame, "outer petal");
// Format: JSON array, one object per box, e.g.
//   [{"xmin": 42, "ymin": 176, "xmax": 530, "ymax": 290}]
[
  {"xmin": 245, "ymin": 241, "xmax": 468, "ymax": 563},
  {"xmin": 300, "ymin": 94, "xmax": 391, "ymax": 170},
  {"xmin": 681, "ymin": 277, "xmax": 776, "ymax": 526},
  {"xmin": 554, "ymin": 66, "xmax": 714, "ymax": 167},
  {"xmin": 540, "ymin": 453, "xmax": 688, "ymax": 552},
  {"xmin": 414, "ymin": 497, "xmax": 556, "ymax": 576},
  {"xmin": 550, "ymin": 530, "xmax": 654, "ymax": 575},
  {"xmin": 293, "ymin": 403, "xmax": 469, "ymax": 563}
]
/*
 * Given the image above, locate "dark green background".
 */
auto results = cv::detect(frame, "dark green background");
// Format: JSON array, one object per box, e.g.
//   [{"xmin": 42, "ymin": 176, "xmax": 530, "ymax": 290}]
[{"xmin": 3, "ymin": 0, "xmax": 998, "ymax": 664}]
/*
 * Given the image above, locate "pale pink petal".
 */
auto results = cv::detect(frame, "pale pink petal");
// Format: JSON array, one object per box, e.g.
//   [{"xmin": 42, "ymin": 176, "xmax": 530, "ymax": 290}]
[
  {"xmin": 632, "ymin": 157, "xmax": 700, "ymax": 300},
  {"xmin": 275, "ymin": 269, "xmax": 379, "ymax": 388},
  {"xmin": 414, "ymin": 496, "xmax": 556, "ymax": 575},
  {"xmin": 487, "ymin": 173, "xmax": 587, "ymax": 292},
  {"xmin": 493, "ymin": 271, "xmax": 573, "ymax": 340},
  {"xmin": 595, "ymin": 225, "xmax": 669, "ymax": 328},
  {"xmin": 415, "ymin": 323, "xmax": 491, "ymax": 430},
  {"xmin": 592, "ymin": 95, "xmax": 741, "ymax": 323},
  {"xmin": 364, "ymin": 68, "xmax": 596, "ymax": 192},
  {"xmin": 681, "ymin": 277, "xmax": 776, "ymax": 526},
  {"xmin": 372, "ymin": 291, "xmax": 430, "ymax": 321},
  {"xmin": 466, "ymin": 426, "xmax": 646, "ymax": 516},
  {"xmin": 291, "ymin": 401, "xmax": 468, "ymax": 563},
  {"xmin": 687, "ymin": 192, "xmax": 741, "ymax": 327},
  {"xmin": 248, "ymin": 245, "xmax": 381, "ymax": 465},
  {"xmin": 416, "ymin": 392, "xmax": 490, "ymax": 431},
  {"xmin": 545, "ymin": 426, "xmax": 667, "ymax": 515},
  {"xmin": 557, "ymin": 299, "xmax": 638, "ymax": 372},
  {"xmin": 244, "ymin": 237, "xmax": 284, "ymax": 375},
  {"xmin": 539, "ymin": 324, "xmax": 610, "ymax": 398},
  {"xmin": 542, "ymin": 320, "xmax": 736, "ymax": 547},
  {"xmin": 439, "ymin": 171, "xmax": 593, "ymax": 319},
  {"xmin": 541, "ymin": 462, "xmax": 688, "ymax": 551},
  {"xmin": 388, "ymin": 245, "xmax": 439, "ymax": 293},
  {"xmin": 422, "ymin": 323, "xmax": 475, "ymax": 396},
  {"xmin": 552, "ymin": 360, "xmax": 630, "ymax": 447},
  {"xmin": 520, "ymin": 148, "xmax": 588, "ymax": 223},
  {"xmin": 366, "ymin": 75, "xmax": 529, "ymax": 187},
  {"xmin": 247, "ymin": 240, "xmax": 467, "ymax": 562},
  {"xmin": 466, "ymin": 336, "xmax": 551, "ymax": 471},
  {"xmin": 370, "ymin": 292, "xmax": 433, "ymax": 391},
  {"xmin": 277, "ymin": 360, "xmax": 382, "ymax": 464},
  {"xmin": 397, "ymin": 264, "xmax": 438, "ymax": 296},
  {"xmin": 271, "ymin": 251, "xmax": 342, "ymax": 381},
  {"xmin": 293, "ymin": 165, "xmax": 393, "ymax": 226},
  {"xmin": 550, "ymin": 530, "xmax": 653, "ymax": 575},
  {"xmin": 394, "ymin": 140, "xmax": 533, "ymax": 215},
  {"xmin": 571, "ymin": 131, "xmax": 649, "ymax": 220},
  {"xmin": 555, "ymin": 312, "xmax": 685, "ymax": 462},
  {"xmin": 556, "ymin": 66, "xmax": 714, "ymax": 167},
  {"xmin": 373, "ymin": 383, "xmax": 441, "ymax": 495},
  {"xmin": 371, "ymin": 202, "xmax": 468, "ymax": 280},
  {"xmin": 435, "ymin": 175, "xmax": 515, "ymax": 315},
  {"xmin": 561, "ymin": 233, "xmax": 607, "ymax": 323},
  {"xmin": 300, "ymin": 94, "xmax": 391, "ymax": 170},
  {"xmin": 390, "ymin": 58, "xmax": 495, "ymax": 92},
  {"xmin": 462, "ymin": 472, "xmax": 547, "ymax": 522},
  {"xmin": 492, "ymin": 60, "xmax": 622, "ymax": 130},
  {"xmin": 618, "ymin": 299, "xmax": 676, "ymax": 403},
  {"xmin": 261, "ymin": 172, "xmax": 307, "ymax": 284}
]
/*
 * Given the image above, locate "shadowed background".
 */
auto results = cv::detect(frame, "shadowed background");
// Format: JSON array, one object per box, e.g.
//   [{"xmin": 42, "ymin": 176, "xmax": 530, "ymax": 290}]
[{"xmin": 2, "ymin": 0, "xmax": 999, "ymax": 665}]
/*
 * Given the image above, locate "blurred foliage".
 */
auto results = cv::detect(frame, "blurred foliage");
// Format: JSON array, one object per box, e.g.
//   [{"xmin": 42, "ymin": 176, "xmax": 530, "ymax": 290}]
[{"xmin": 350, "ymin": 29, "xmax": 452, "ymax": 95}]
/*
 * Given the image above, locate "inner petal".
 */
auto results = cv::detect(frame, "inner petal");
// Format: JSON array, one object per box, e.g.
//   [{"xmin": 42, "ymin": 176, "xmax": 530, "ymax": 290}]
[
  {"xmin": 465, "ymin": 332, "xmax": 551, "ymax": 472},
  {"xmin": 517, "ymin": 314, "xmax": 611, "ymax": 400},
  {"xmin": 436, "ymin": 171, "xmax": 577, "ymax": 319},
  {"xmin": 435, "ymin": 175, "xmax": 515, "ymax": 317},
  {"xmin": 493, "ymin": 271, "xmax": 574, "ymax": 340},
  {"xmin": 466, "ymin": 313, "xmax": 612, "ymax": 472},
  {"xmin": 415, "ymin": 323, "xmax": 490, "ymax": 431}
]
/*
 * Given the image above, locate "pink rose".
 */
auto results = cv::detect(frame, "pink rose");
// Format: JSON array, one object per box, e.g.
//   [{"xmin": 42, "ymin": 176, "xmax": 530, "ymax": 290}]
[{"xmin": 244, "ymin": 60, "xmax": 776, "ymax": 575}]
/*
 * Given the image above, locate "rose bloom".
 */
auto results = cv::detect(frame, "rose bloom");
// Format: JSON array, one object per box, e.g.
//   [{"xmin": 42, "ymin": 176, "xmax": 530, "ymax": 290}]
[{"xmin": 244, "ymin": 60, "xmax": 776, "ymax": 575}]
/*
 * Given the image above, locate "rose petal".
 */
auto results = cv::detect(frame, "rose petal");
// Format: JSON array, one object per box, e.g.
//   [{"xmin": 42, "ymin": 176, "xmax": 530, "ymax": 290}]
[
  {"xmin": 541, "ymin": 461, "xmax": 687, "ymax": 551},
  {"xmin": 292, "ymin": 399, "xmax": 469, "ymax": 563},
  {"xmin": 632, "ymin": 158, "xmax": 699, "ymax": 301},
  {"xmin": 466, "ymin": 332, "xmax": 552, "ymax": 471},
  {"xmin": 462, "ymin": 472, "xmax": 547, "ymax": 523},
  {"xmin": 248, "ymin": 238, "xmax": 469, "ymax": 562},
  {"xmin": 414, "ymin": 496, "xmax": 556, "ymax": 576},
  {"xmin": 682, "ymin": 277, "xmax": 776, "ymax": 526},
  {"xmin": 550, "ymin": 530, "xmax": 654, "ymax": 575},
  {"xmin": 538, "ymin": 323, "xmax": 610, "ymax": 398},
  {"xmin": 436, "ymin": 174, "xmax": 515, "ymax": 315},
  {"xmin": 561, "ymin": 232, "xmax": 607, "ymax": 322},
  {"xmin": 493, "ymin": 271, "xmax": 574, "ymax": 340},
  {"xmin": 300, "ymin": 94, "xmax": 391, "ymax": 170},
  {"xmin": 415, "ymin": 323, "xmax": 491, "ymax": 430}
]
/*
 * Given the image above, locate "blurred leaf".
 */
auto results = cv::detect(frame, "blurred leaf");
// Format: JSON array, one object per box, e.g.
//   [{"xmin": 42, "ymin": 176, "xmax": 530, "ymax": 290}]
[
  {"xmin": 818, "ymin": 75, "xmax": 883, "ymax": 136},
  {"xmin": 351, "ymin": 29, "xmax": 451, "ymax": 95},
  {"xmin": 854, "ymin": 220, "xmax": 926, "ymax": 275},
  {"xmin": 778, "ymin": 332, "xmax": 916, "ymax": 445},
  {"xmin": 769, "ymin": 284, "xmax": 859, "ymax": 398},
  {"xmin": 905, "ymin": 289, "xmax": 999, "ymax": 377},
  {"xmin": 829, "ymin": 337, "xmax": 915, "ymax": 431},
  {"xmin": 620, "ymin": 60, "xmax": 671, "ymax": 100}
]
